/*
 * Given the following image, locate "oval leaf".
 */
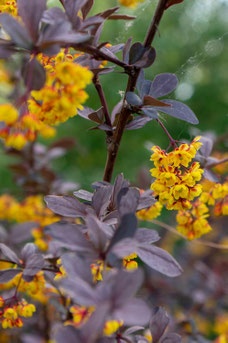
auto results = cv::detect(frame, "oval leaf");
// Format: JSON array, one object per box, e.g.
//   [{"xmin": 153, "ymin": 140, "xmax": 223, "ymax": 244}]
[
  {"xmin": 151, "ymin": 73, "xmax": 178, "ymax": 98},
  {"xmin": 137, "ymin": 245, "xmax": 182, "ymax": 277},
  {"xmin": 155, "ymin": 99, "xmax": 199, "ymax": 125}
]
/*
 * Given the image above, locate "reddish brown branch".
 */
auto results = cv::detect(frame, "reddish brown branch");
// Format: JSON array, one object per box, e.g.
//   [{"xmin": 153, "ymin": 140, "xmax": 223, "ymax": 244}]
[{"xmin": 103, "ymin": 0, "xmax": 169, "ymax": 182}]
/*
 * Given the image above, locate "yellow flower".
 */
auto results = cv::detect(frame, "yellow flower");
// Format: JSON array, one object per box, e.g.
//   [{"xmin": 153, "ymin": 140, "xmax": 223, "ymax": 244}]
[
  {"xmin": 0, "ymin": 0, "xmax": 17, "ymax": 16},
  {"xmin": 150, "ymin": 137, "xmax": 203, "ymax": 211},
  {"xmin": 0, "ymin": 104, "xmax": 18, "ymax": 124},
  {"xmin": 29, "ymin": 61, "xmax": 92, "ymax": 126},
  {"xmin": 176, "ymin": 200, "xmax": 212, "ymax": 240},
  {"xmin": 3, "ymin": 308, "xmax": 18, "ymax": 320},
  {"xmin": 68, "ymin": 306, "xmax": 94, "ymax": 327},
  {"xmin": 5, "ymin": 132, "xmax": 27, "ymax": 149},
  {"xmin": 137, "ymin": 200, "xmax": 163, "ymax": 220},
  {"xmin": 103, "ymin": 320, "xmax": 123, "ymax": 336},
  {"xmin": 123, "ymin": 253, "xmax": 138, "ymax": 270}
]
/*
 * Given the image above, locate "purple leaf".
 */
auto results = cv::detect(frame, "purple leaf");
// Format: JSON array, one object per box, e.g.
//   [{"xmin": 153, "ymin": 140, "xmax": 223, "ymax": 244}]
[
  {"xmin": 62, "ymin": 0, "xmax": 88, "ymax": 23},
  {"xmin": 10, "ymin": 222, "xmax": 34, "ymax": 244},
  {"xmin": 23, "ymin": 253, "xmax": 44, "ymax": 277},
  {"xmin": 92, "ymin": 186, "xmax": 112, "ymax": 217},
  {"xmin": 140, "ymin": 80, "xmax": 153, "ymax": 98},
  {"xmin": 18, "ymin": 0, "xmax": 46, "ymax": 41},
  {"xmin": 61, "ymin": 253, "xmax": 93, "ymax": 284},
  {"xmin": 0, "ymin": 40, "xmax": 15, "ymax": 58},
  {"xmin": 151, "ymin": 73, "xmax": 178, "ymax": 98},
  {"xmin": 155, "ymin": 99, "xmax": 199, "ymax": 124},
  {"xmin": 137, "ymin": 245, "xmax": 182, "ymax": 277},
  {"xmin": 111, "ymin": 100, "xmax": 123, "ymax": 124},
  {"xmin": 0, "ymin": 269, "xmax": 22, "ymax": 283},
  {"xmin": 110, "ymin": 238, "xmax": 139, "ymax": 258},
  {"xmin": 199, "ymin": 136, "xmax": 213, "ymax": 158},
  {"xmin": 107, "ymin": 214, "xmax": 138, "ymax": 254},
  {"xmin": 45, "ymin": 222, "xmax": 96, "ymax": 257},
  {"xmin": 203, "ymin": 169, "xmax": 219, "ymax": 183},
  {"xmin": 141, "ymin": 107, "xmax": 158, "ymax": 118},
  {"xmin": 42, "ymin": 7, "xmax": 67, "ymax": 25},
  {"xmin": 125, "ymin": 116, "xmax": 152, "ymax": 130},
  {"xmin": 124, "ymin": 326, "xmax": 145, "ymax": 335},
  {"xmin": 81, "ymin": 303, "xmax": 110, "ymax": 342},
  {"xmin": 135, "ymin": 228, "xmax": 160, "ymax": 244},
  {"xmin": 137, "ymin": 190, "xmax": 156, "ymax": 210},
  {"xmin": 0, "ymin": 13, "xmax": 33, "ymax": 49},
  {"xmin": 21, "ymin": 243, "xmax": 38, "ymax": 260},
  {"xmin": 22, "ymin": 58, "xmax": 46, "ymax": 91},
  {"xmin": 114, "ymin": 298, "xmax": 151, "ymax": 326},
  {"xmin": 160, "ymin": 333, "xmax": 182, "ymax": 343},
  {"xmin": 117, "ymin": 187, "xmax": 140, "ymax": 216},
  {"xmin": 129, "ymin": 42, "xmax": 146, "ymax": 64},
  {"xmin": 55, "ymin": 326, "xmax": 81, "ymax": 343},
  {"xmin": 96, "ymin": 269, "xmax": 143, "ymax": 306},
  {"xmin": 123, "ymin": 37, "xmax": 132, "ymax": 63},
  {"xmin": 81, "ymin": 0, "xmax": 94, "ymax": 19},
  {"xmin": 85, "ymin": 215, "xmax": 108, "ymax": 251},
  {"xmin": 133, "ymin": 47, "xmax": 156, "ymax": 68},
  {"xmin": 73, "ymin": 189, "xmax": 93, "ymax": 202},
  {"xmin": 126, "ymin": 92, "xmax": 142, "ymax": 106},
  {"xmin": 60, "ymin": 278, "xmax": 95, "ymax": 306},
  {"xmin": 150, "ymin": 307, "xmax": 170, "ymax": 343},
  {"xmin": 44, "ymin": 195, "xmax": 87, "ymax": 217},
  {"xmin": 0, "ymin": 243, "xmax": 20, "ymax": 264},
  {"xmin": 111, "ymin": 173, "xmax": 125, "ymax": 206}
]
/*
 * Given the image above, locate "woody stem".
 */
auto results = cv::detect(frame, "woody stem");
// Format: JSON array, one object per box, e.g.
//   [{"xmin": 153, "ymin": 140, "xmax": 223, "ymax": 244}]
[{"xmin": 103, "ymin": 0, "xmax": 169, "ymax": 182}]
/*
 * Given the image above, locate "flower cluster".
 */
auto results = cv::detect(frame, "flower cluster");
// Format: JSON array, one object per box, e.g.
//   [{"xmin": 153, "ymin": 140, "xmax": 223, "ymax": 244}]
[
  {"xmin": 200, "ymin": 180, "xmax": 228, "ymax": 216},
  {"xmin": 28, "ymin": 60, "xmax": 93, "ymax": 126},
  {"xmin": 0, "ymin": 298, "xmax": 36, "ymax": 329},
  {"xmin": 0, "ymin": 0, "xmax": 17, "ymax": 16},
  {"xmin": 176, "ymin": 200, "xmax": 212, "ymax": 240},
  {"xmin": 0, "ymin": 49, "xmax": 92, "ymax": 150},
  {"xmin": 0, "ymin": 195, "xmax": 59, "ymax": 250},
  {"xmin": 0, "ymin": 103, "xmax": 56, "ymax": 150},
  {"xmin": 150, "ymin": 137, "xmax": 204, "ymax": 211},
  {"xmin": 118, "ymin": 0, "xmax": 145, "ymax": 8}
]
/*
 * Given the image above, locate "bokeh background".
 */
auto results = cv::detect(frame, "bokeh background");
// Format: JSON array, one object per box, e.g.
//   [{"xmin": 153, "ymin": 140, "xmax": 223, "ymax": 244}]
[{"xmin": 0, "ymin": 0, "xmax": 228, "ymax": 191}]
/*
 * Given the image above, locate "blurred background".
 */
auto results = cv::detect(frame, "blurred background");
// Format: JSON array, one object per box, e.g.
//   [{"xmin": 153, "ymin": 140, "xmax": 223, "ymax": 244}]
[{"xmin": 0, "ymin": 0, "xmax": 228, "ymax": 191}]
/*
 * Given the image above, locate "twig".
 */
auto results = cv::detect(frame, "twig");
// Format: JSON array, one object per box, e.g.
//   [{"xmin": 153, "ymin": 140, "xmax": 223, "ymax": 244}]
[
  {"xmin": 156, "ymin": 118, "xmax": 176, "ymax": 149},
  {"xmin": 151, "ymin": 219, "xmax": 228, "ymax": 250},
  {"xmin": 103, "ymin": 0, "xmax": 169, "ymax": 182},
  {"xmin": 73, "ymin": 44, "xmax": 130, "ymax": 71},
  {"xmin": 93, "ymin": 74, "xmax": 113, "ymax": 138},
  {"xmin": 206, "ymin": 157, "xmax": 228, "ymax": 169}
]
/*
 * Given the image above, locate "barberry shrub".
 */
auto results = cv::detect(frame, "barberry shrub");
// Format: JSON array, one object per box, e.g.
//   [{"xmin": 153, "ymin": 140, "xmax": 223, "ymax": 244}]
[{"xmin": 0, "ymin": 0, "xmax": 227, "ymax": 342}]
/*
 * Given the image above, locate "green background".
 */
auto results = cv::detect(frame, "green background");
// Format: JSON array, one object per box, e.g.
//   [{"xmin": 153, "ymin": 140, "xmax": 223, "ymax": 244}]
[{"xmin": 1, "ymin": 0, "xmax": 228, "ymax": 193}]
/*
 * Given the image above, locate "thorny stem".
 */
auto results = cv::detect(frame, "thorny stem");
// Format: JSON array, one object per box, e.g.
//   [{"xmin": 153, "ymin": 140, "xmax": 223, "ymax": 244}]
[
  {"xmin": 93, "ymin": 75, "xmax": 113, "ymax": 138},
  {"xmin": 74, "ymin": 43, "xmax": 130, "ymax": 71},
  {"xmin": 156, "ymin": 118, "xmax": 177, "ymax": 149},
  {"xmin": 103, "ymin": 0, "xmax": 169, "ymax": 182},
  {"xmin": 206, "ymin": 156, "xmax": 228, "ymax": 169}
]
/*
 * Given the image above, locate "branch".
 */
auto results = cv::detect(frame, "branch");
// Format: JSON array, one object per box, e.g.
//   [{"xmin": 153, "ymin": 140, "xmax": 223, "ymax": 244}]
[
  {"xmin": 152, "ymin": 219, "xmax": 228, "ymax": 250},
  {"xmin": 73, "ymin": 43, "xmax": 130, "ymax": 70},
  {"xmin": 103, "ymin": 0, "xmax": 169, "ymax": 182},
  {"xmin": 93, "ymin": 74, "xmax": 113, "ymax": 138},
  {"xmin": 206, "ymin": 156, "xmax": 228, "ymax": 169},
  {"xmin": 156, "ymin": 118, "xmax": 177, "ymax": 149}
]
